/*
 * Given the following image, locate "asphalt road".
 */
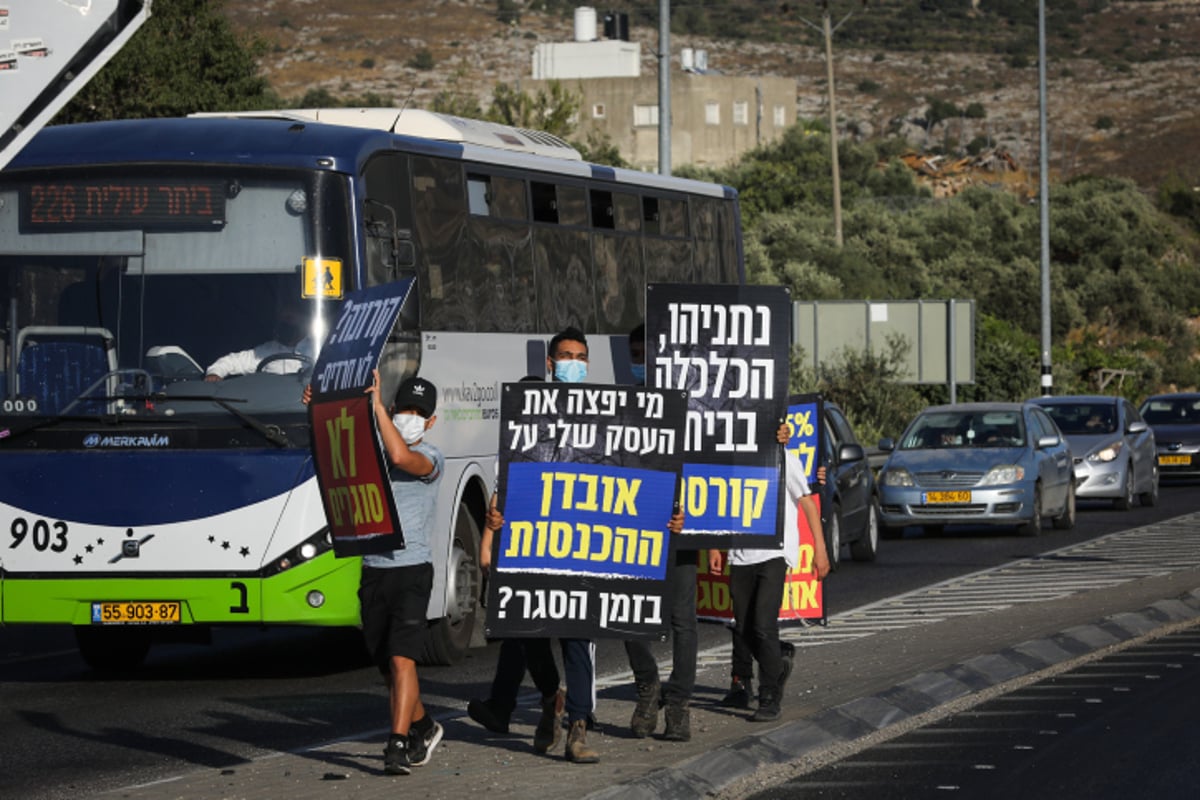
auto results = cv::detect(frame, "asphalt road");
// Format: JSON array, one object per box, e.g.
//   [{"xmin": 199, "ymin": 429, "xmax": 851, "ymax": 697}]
[
  {"xmin": 1, "ymin": 483, "xmax": 1197, "ymax": 799},
  {"xmin": 746, "ymin": 624, "xmax": 1200, "ymax": 800}
]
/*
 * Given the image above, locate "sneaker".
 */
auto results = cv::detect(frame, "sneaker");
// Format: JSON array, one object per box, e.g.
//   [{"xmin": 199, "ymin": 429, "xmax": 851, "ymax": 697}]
[
  {"xmin": 629, "ymin": 679, "xmax": 661, "ymax": 738},
  {"xmin": 383, "ymin": 735, "xmax": 412, "ymax": 776},
  {"xmin": 467, "ymin": 697, "xmax": 510, "ymax": 734},
  {"xmin": 720, "ymin": 675, "xmax": 753, "ymax": 709},
  {"xmin": 662, "ymin": 701, "xmax": 691, "ymax": 742},
  {"xmin": 408, "ymin": 720, "xmax": 443, "ymax": 767},
  {"xmin": 751, "ymin": 689, "xmax": 781, "ymax": 722}
]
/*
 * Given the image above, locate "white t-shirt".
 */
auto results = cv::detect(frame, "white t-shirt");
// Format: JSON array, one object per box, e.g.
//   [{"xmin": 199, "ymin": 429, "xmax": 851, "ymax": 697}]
[
  {"xmin": 205, "ymin": 337, "xmax": 314, "ymax": 378},
  {"xmin": 728, "ymin": 453, "xmax": 811, "ymax": 569}
]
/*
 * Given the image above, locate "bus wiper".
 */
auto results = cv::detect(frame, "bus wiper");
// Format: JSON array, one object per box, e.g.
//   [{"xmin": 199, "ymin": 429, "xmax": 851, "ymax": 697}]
[{"xmin": 150, "ymin": 393, "xmax": 293, "ymax": 448}]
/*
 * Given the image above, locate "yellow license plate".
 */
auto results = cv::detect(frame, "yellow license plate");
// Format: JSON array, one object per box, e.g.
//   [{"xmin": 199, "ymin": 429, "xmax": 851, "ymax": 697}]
[
  {"xmin": 91, "ymin": 601, "xmax": 181, "ymax": 624},
  {"xmin": 924, "ymin": 490, "xmax": 971, "ymax": 504},
  {"xmin": 1159, "ymin": 454, "xmax": 1191, "ymax": 466}
]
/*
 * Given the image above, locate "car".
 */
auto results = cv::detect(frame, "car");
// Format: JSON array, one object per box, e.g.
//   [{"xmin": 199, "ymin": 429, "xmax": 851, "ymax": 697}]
[
  {"xmin": 817, "ymin": 402, "xmax": 879, "ymax": 569},
  {"xmin": 1031, "ymin": 395, "xmax": 1158, "ymax": 509},
  {"xmin": 1138, "ymin": 392, "xmax": 1200, "ymax": 480},
  {"xmin": 876, "ymin": 401, "xmax": 1075, "ymax": 537}
]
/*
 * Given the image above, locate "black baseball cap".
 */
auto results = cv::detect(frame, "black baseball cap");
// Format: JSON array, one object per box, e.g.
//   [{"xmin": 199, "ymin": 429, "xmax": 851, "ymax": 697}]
[{"xmin": 394, "ymin": 376, "xmax": 437, "ymax": 417}]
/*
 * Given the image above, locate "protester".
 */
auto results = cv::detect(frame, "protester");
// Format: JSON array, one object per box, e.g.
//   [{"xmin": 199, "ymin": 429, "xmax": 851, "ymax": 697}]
[
  {"xmin": 303, "ymin": 370, "xmax": 444, "ymax": 774},
  {"xmin": 710, "ymin": 423, "xmax": 831, "ymax": 722},
  {"xmin": 621, "ymin": 322, "xmax": 696, "ymax": 741}
]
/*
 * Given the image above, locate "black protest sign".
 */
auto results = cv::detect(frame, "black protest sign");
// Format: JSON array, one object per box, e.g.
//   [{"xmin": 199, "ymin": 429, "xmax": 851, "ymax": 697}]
[
  {"xmin": 308, "ymin": 279, "xmax": 414, "ymax": 556},
  {"xmin": 486, "ymin": 383, "xmax": 686, "ymax": 640},
  {"xmin": 646, "ymin": 283, "xmax": 791, "ymax": 549}
]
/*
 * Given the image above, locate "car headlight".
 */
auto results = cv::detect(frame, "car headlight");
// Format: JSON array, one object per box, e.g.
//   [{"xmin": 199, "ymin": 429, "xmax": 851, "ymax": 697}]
[
  {"xmin": 1087, "ymin": 440, "xmax": 1123, "ymax": 463},
  {"xmin": 980, "ymin": 464, "xmax": 1025, "ymax": 485},
  {"xmin": 882, "ymin": 467, "xmax": 914, "ymax": 487}
]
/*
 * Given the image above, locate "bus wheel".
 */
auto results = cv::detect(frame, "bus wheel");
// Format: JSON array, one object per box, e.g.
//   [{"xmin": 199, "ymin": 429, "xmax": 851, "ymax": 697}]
[
  {"xmin": 75, "ymin": 626, "xmax": 152, "ymax": 672},
  {"xmin": 422, "ymin": 503, "xmax": 480, "ymax": 665}
]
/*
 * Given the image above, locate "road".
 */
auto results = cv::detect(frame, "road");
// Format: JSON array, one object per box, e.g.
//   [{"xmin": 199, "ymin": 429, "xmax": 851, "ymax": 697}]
[
  {"xmin": 746, "ymin": 624, "xmax": 1200, "ymax": 800},
  {"xmin": 1, "ymin": 484, "xmax": 1198, "ymax": 799}
]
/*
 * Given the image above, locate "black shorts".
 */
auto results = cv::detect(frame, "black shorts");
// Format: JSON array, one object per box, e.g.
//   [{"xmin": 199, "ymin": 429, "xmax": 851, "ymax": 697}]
[{"xmin": 359, "ymin": 562, "xmax": 433, "ymax": 668}]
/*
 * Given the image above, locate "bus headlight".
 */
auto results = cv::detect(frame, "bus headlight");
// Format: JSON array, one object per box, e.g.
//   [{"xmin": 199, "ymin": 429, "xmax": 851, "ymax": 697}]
[
  {"xmin": 306, "ymin": 590, "xmax": 326, "ymax": 608},
  {"xmin": 264, "ymin": 527, "xmax": 333, "ymax": 576}
]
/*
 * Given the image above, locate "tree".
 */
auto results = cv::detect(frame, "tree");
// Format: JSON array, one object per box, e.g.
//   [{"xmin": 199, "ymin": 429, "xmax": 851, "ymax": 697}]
[
  {"xmin": 57, "ymin": 0, "xmax": 274, "ymax": 123},
  {"xmin": 485, "ymin": 81, "xmax": 581, "ymax": 140}
]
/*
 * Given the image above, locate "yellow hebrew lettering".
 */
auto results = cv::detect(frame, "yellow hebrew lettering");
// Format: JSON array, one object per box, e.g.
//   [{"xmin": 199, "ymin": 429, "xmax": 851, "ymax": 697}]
[{"xmin": 613, "ymin": 478, "xmax": 641, "ymax": 516}]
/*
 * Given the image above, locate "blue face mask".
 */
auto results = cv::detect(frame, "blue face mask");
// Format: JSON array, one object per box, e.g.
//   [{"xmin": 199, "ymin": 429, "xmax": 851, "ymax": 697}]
[
  {"xmin": 630, "ymin": 363, "xmax": 646, "ymax": 385},
  {"xmin": 553, "ymin": 359, "xmax": 588, "ymax": 383}
]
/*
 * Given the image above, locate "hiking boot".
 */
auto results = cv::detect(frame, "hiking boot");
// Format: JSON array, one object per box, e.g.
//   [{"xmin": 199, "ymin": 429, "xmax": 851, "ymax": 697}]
[
  {"xmin": 720, "ymin": 675, "xmax": 753, "ymax": 709},
  {"xmin": 662, "ymin": 700, "xmax": 691, "ymax": 742},
  {"xmin": 467, "ymin": 697, "xmax": 510, "ymax": 734},
  {"xmin": 751, "ymin": 688, "xmax": 781, "ymax": 722},
  {"xmin": 383, "ymin": 735, "xmax": 413, "ymax": 775},
  {"xmin": 565, "ymin": 719, "xmax": 600, "ymax": 763},
  {"xmin": 408, "ymin": 720, "xmax": 443, "ymax": 767},
  {"xmin": 629, "ymin": 679, "xmax": 660, "ymax": 738},
  {"xmin": 533, "ymin": 688, "xmax": 565, "ymax": 754},
  {"xmin": 779, "ymin": 641, "xmax": 796, "ymax": 695}
]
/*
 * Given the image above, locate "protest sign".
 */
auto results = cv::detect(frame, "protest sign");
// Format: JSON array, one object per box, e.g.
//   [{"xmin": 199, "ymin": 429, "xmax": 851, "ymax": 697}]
[
  {"xmin": 486, "ymin": 382, "xmax": 686, "ymax": 639},
  {"xmin": 697, "ymin": 393, "xmax": 828, "ymax": 622},
  {"xmin": 308, "ymin": 279, "xmax": 414, "ymax": 556},
  {"xmin": 646, "ymin": 283, "xmax": 792, "ymax": 550}
]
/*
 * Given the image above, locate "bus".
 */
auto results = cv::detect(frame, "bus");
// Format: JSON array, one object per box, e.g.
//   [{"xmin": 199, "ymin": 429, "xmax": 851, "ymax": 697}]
[{"xmin": 0, "ymin": 108, "xmax": 744, "ymax": 670}]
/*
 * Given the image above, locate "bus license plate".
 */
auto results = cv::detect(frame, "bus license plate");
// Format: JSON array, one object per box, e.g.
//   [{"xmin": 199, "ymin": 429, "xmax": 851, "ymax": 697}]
[
  {"xmin": 1159, "ymin": 454, "xmax": 1191, "ymax": 466},
  {"xmin": 924, "ymin": 490, "xmax": 971, "ymax": 504},
  {"xmin": 91, "ymin": 601, "xmax": 181, "ymax": 625}
]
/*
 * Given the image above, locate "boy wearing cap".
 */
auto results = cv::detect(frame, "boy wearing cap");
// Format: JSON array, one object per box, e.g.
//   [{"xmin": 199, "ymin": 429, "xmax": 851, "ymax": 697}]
[{"xmin": 360, "ymin": 369, "xmax": 445, "ymax": 775}]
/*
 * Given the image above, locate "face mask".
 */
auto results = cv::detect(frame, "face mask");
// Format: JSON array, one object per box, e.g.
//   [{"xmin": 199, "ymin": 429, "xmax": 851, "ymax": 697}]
[
  {"xmin": 630, "ymin": 363, "xmax": 646, "ymax": 384},
  {"xmin": 554, "ymin": 359, "xmax": 587, "ymax": 383},
  {"xmin": 392, "ymin": 413, "xmax": 427, "ymax": 444}
]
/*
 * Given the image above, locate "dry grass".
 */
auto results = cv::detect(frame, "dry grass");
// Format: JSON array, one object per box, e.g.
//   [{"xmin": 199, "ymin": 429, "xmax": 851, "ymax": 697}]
[{"xmin": 222, "ymin": 0, "xmax": 1200, "ymax": 192}]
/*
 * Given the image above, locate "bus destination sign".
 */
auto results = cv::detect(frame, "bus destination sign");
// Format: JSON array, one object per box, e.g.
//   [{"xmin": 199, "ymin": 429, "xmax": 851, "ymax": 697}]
[{"xmin": 19, "ymin": 179, "xmax": 228, "ymax": 232}]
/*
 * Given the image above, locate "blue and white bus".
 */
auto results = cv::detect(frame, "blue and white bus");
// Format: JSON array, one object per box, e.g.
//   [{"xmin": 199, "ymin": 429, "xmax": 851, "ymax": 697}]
[{"xmin": 0, "ymin": 108, "xmax": 743, "ymax": 669}]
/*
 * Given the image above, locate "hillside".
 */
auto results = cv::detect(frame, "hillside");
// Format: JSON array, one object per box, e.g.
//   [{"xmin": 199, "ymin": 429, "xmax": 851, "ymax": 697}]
[{"xmin": 222, "ymin": 1, "xmax": 1200, "ymax": 192}]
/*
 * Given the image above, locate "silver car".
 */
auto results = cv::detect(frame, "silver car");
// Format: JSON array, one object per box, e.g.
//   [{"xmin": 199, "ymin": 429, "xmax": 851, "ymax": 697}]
[
  {"xmin": 1139, "ymin": 392, "xmax": 1200, "ymax": 480},
  {"xmin": 1032, "ymin": 395, "xmax": 1158, "ymax": 509},
  {"xmin": 877, "ymin": 402, "xmax": 1075, "ymax": 537}
]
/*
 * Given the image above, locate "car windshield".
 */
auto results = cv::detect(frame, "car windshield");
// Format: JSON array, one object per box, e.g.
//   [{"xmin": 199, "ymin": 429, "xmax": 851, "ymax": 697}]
[
  {"xmin": 900, "ymin": 409, "xmax": 1026, "ymax": 450},
  {"xmin": 1041, "ymin": 403, "xmax": 1116, "ymax": 435},
  {"xmin": 1142, "ymin": 397, "xmax": 1200, "ymax": 425}
]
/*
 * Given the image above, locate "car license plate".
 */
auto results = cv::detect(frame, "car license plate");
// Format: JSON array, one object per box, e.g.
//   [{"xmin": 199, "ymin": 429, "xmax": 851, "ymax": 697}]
[
  {"xmin": 91, "ymin": 601, "xmax": 181, "ymax": 624},
  {"xmin": 1159, "ymin": 454, "xmax": 1191, "ymax": 466},
  {"xmin": 924, "ymin": 490, "xmax": 971, "ymax": 504}
]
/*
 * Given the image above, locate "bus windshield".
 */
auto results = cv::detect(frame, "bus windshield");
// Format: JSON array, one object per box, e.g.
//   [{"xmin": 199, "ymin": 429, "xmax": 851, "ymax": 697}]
[{"xmin": 0, "ymin": 165, "xmax": 353, "ymax": 442}]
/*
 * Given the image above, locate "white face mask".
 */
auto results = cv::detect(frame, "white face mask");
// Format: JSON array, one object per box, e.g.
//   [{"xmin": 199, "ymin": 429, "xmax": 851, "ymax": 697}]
[{"xmin": 392, "ymin": 413, "xmax": 427, "ymax": 445}]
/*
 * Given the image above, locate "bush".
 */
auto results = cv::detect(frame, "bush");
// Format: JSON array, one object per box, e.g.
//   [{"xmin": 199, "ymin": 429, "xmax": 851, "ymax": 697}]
[{"xmin": 408, "ymin": 48, "xmax": 435, "ymax": 71}]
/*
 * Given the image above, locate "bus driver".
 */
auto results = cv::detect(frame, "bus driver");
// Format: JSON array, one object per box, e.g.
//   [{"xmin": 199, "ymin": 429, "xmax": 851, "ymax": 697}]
[{"xmin": 204, "ymin": 301, "xmax": 315, "ymax": 381}]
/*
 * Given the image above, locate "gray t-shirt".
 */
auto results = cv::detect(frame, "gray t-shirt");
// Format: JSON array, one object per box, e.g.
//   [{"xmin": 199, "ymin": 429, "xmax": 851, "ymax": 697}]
[{"xmin": 362, "ymin": 440, "xmax": 444, "ymax": 569}]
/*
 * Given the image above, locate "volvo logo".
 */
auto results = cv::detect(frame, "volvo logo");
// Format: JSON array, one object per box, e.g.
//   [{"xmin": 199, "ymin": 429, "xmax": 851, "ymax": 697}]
[{"xmin": 83, "ymin": 433, "xmax": 101, "ymax": 448}]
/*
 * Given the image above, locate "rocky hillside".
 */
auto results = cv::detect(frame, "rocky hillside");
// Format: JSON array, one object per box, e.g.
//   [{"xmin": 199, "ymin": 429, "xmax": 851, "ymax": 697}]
[{"xmin": 222, "ymin": 1, "xmax": 1200, "ymax": 192}]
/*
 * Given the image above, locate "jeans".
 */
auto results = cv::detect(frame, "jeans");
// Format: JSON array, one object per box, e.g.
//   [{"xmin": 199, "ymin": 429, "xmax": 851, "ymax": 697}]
[
  {"xmin": 561, "ymin": 637, "xmax": 595, "ymax": 723},
  {"xmin": 488, "ymin": 637, "xmax": 560, "ymax": 713},
  {"xmin": 729, "ymin": 556, "xmax": 787, "ymax": 693},
  {"xmin": 623, "ymin": 549, "xmax": 698, "ymax": 705}
]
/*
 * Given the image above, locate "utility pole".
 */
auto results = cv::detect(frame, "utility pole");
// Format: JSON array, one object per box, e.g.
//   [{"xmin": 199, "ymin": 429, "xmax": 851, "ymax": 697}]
[
  {"xmin": 797, "ymin": 1, "xmax": 859, "ymax": 248},
  {"xmin": 658, "ymin": 0, "xmax": 671, "ymax": 176},
  {"xmin": 1038, "ymin": 0, "xmax": 1052, "ymax": 395}
]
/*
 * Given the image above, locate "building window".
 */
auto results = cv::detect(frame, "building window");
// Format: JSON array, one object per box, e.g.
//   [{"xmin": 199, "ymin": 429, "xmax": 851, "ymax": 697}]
[
  {"xmin": 774, "ymin": 105, "xmax": 786, "ymax": 127},
  {"xmin": 705, "ymin": 102, "xmax": 720, "ymax": 126},
  {"xmin": 733, "ymin": 101, "xmax": 749, "ymax": 126},
  {"xmin": 633, "ymin": 104, "xmax": 659, "ymax": 127},
  {"xmin": 592, "ymin": 103, "xmax": 606, "ymax": 119}
]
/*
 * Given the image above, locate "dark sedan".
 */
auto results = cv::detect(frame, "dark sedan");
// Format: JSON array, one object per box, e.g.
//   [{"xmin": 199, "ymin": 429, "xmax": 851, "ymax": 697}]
[
  {"xmin": 1139, "ymin": 392, "xmax": 1200, "ymax": 480},
  {"xmin": 818, "ymin": 402, "xmax": 878, "ymax": 569}
]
